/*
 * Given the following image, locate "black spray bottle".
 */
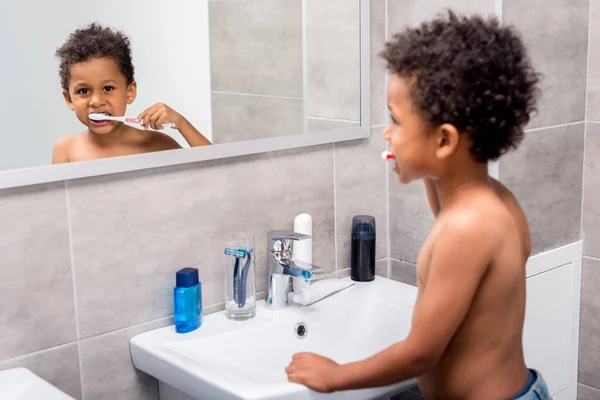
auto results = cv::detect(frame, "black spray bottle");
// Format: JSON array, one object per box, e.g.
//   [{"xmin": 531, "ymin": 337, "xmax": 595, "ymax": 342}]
[{"xmin": 351, "ymin": 215, "xmax": 376, "ymax": 282}]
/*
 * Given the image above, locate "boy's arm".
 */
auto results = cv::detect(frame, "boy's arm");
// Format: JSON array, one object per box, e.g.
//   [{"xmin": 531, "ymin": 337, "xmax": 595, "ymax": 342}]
[
  {"xmin": 287, "ymin": 212, "xmax": 496, "ymax": 392},
  {"xmin": 424, "ymin": 179, "xmax": 441, "ymax": 217},
  {"xmin": 176, "ymin": 118, "xmax": 212, "ymax": 147},
  {"xmin": 138, "ymin": 103, "xmax": 212, "ymax": 147}
]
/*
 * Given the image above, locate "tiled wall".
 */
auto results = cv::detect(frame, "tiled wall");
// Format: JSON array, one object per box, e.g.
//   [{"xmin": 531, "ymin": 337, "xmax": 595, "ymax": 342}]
[
  {"xmin": 581, "ymin": 0, "xmax": 600, "ymax": 398},
  {"xmin": 0, "ymin": 2, "xmax": 388, "ymax": 399}
]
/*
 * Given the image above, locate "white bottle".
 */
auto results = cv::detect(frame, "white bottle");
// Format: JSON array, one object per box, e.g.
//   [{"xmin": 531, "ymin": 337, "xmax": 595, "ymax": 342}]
[{"xmin": 292, "ymin": 213, "xmax": 312, "ymax": 291}]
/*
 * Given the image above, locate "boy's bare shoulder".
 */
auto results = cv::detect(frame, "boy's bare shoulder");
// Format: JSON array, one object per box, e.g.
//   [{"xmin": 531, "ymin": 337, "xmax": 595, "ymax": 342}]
[{"xmin": 52, "ymin": 132, "xmax": 86, "ymax": 164}]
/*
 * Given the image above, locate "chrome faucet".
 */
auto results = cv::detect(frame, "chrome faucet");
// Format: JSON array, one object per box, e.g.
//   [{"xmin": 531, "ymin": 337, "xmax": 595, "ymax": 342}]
[{"xmin": 265, "ymin": 230, "xmax": 325, "ymax": 310}]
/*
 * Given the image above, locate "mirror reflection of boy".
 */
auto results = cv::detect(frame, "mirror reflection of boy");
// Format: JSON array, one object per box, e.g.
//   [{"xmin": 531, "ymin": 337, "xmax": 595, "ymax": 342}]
[{"xmin": 52, "ymin": 23, "xmax": 210, "ymax": 164}]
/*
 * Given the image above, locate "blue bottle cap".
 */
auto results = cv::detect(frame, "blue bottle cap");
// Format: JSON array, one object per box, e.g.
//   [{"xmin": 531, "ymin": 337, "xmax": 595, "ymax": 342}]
[{"xmin": 176, "ymin": 267, "xmax": 199, "ymax": 288}]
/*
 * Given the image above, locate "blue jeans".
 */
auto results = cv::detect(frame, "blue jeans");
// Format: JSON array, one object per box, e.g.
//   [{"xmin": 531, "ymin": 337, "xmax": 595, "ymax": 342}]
[{"xmin": 512, "ymin": 370, "xmax": 551, "ymax": 400}]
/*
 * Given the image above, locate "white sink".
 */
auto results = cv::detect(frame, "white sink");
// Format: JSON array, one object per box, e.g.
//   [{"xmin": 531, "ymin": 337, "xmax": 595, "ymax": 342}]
[
  {"xmin": 0, "ymin": 368, "xmax": 75, "ymax": 400},
  {"xmin": 131, "ymin": 277, "xmax": 418, "ymax": 400}
]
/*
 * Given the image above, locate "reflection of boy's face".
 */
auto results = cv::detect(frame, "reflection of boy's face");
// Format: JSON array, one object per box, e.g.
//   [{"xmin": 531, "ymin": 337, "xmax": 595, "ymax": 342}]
[
  {"xmin": 62, "ymin": 57, "xmax": 137, "ymax": 135},
  {"xmin": 383, "ymin": 74, "xmax": 438, "ymax": 184}
]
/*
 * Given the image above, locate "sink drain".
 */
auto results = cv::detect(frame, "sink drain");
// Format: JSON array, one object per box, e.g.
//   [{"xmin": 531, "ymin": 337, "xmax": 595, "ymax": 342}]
[{"xmin": 294, "ymin": 323, "xmax": 308, "ymax": 339}]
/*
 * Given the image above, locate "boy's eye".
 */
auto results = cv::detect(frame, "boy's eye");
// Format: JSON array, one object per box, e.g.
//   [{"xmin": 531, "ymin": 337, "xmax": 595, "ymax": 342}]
[
  {"xmin": 77, "ymin": 88, "xmax": 89, "ymax": 95},
  {"xmin": 103, "ymin": 86, "xmax": 114, "ymax": 92},
  {"xmin": 390, "ymin": 114, "xmax": 400, "ymax": 125}
]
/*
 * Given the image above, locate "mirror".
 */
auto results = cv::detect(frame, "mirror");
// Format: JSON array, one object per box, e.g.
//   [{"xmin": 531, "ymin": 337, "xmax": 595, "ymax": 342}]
[{"xmin": 0, "ymin": 0, "xmax": 368, "ymax": 186}]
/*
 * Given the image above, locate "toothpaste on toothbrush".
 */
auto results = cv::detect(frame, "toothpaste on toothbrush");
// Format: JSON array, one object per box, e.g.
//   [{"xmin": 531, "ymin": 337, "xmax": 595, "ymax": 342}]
[{"xmin": 381, "ymin": 150, "xmax": 395, "ymax": 161}]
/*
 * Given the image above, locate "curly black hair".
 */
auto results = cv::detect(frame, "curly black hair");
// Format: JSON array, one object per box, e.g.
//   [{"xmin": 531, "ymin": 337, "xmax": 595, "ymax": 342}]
[
  {"xmin": 381, "ymin": 11, "xmax": 540, "ymax": 162},
  {"xmin": 56, "ymin": 23, "xmax": 135, "ymax": 91}
]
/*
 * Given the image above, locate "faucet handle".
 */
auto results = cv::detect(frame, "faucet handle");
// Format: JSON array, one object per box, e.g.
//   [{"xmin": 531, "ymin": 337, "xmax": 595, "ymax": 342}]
[{"xmin": 267, "ymin": 230, "xmax": 311, "ymax": 258}]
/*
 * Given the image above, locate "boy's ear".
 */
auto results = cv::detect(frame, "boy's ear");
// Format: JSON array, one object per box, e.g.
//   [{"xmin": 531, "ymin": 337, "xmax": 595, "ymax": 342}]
[
  {"xmin": 435, "ymin": 123, "xmax": 460, "ymax": 159},
  {"xmin": 62, "ymin": 90, "xmax": 75, "ymax": 111},
  {"xmin": 127, "ymin": 81, "xmax": 137, "ymax": 104}
]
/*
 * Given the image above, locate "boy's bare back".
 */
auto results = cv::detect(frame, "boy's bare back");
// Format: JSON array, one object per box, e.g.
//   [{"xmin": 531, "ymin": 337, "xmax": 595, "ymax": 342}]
[
  {"xmin": 416, "ymin": 178, "xmax": 531, "ymax": 400},
  {"xmin": 52, "ymin": 126, "xmax": 180, "ymax": 164}
]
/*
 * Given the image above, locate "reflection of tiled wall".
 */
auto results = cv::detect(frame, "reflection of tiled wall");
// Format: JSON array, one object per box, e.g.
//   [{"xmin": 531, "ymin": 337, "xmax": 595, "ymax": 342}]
[
  {"xmin": 0, "ymin": 2, "xmax": 388, "ymax": 399},
  {"xmin": 305, "ymin": 0, "xmax": 360, "ymax": 130},
  {"xmin": 580, "ymin": 1, "xmax": 600, "ymax": 398},
  {"xmin": 209, "ymin": 0, "xmax": 362, "ymax": 142},
  {"xmin": 209, "ymin": 0, "xmax": 304, "ymax": 143}
]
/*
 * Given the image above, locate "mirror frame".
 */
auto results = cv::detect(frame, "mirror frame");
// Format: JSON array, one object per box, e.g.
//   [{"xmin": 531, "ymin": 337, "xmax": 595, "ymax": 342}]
[{"xmin": 0, "ymin": 0, "xmax": 370, "ymax": 190}]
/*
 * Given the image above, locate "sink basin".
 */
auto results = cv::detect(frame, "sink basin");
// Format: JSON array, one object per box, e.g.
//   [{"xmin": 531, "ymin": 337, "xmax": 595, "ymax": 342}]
[
  {"xmin": 0, "ymin": 368, "xmax": 75, "ymax": 400},
  {"xmin": 131, "ymin": 277, "xmax": 418, "ymax": 400}
]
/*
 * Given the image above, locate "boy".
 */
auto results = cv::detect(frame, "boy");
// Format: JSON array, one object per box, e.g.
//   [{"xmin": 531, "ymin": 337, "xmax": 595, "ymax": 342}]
[
  {"xmin": 285, "ymin": 12, "xmax": 550, "ymax": 400},
  {"xmin": 52, "ymin": 23, "xmax": 210, "ymax": 164}
]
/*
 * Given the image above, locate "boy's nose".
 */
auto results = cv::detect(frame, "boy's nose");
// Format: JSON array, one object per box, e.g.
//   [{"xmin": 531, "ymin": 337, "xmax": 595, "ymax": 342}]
[
  {"xmin": 89, "ymin": 94, "xmax": 106, "ymax": 107},
  {"xmin": 382, "ymin": 124, "xmax": 392, "ymax": 140}
]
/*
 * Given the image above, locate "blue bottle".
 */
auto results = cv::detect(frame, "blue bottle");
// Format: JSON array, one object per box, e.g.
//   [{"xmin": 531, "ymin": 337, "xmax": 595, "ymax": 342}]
[{"xmin": 174, "ymin": 267, "xmax": 202, "ymax": 333}]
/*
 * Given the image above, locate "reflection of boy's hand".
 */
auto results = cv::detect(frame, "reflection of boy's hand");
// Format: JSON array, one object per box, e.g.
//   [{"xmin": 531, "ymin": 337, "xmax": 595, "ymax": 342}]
[{"xmin": 137, "ymin": 103, "xmax": 185, "ymax": 130}]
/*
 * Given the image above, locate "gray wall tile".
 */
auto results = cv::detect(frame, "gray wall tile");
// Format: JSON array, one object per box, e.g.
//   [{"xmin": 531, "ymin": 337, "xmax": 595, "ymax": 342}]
[
  {"xmin": 584, "ymin": 123, "xmax": 600, "ymax": 258},
  {"xmin": 387, "ymin": 0, "xmax": 495, "ymax": 34},
  {"xmin": 371, "ymin": 0, "xmax": 387, "ymax": 127},
  {"xmin": 504, "ymin": 0, "xmax": 589, "ymax": 128},
  {"xmin": 0, "ymin": 344, "xmax": 81, "ymax": 399},
  {"xmin": 0, "ymin": 184, "xmax": 76, "ymax": 361},
  {"xmin": 211, "ymin": 93, "xmax": 304, "ymax": 144},
  {"xmin": 335, "ymin": 127, "xmax": 388, "ymax": 269},
  {"xmin": 587, "ymin": 0, "xmax": 600, "ymax": 121},
  {"xmin": 376, "ymin": 259, "xmax": 389, "ymax": 278},
  {"xmin": 305, "ymin": 0, "xmax": 360, "ymax": 121},
  {"xmin": 209, "ymin": 0, "xmax": 303, "ymax": 97},
  {"xmin": 389, "ymin": 178, "xmax": 436, "ymax": 263},
  {"xmin": 67, "ymin": 146, "xmax": 335, "ymax": 338},
  {"xmin": 336, "ymin": 260, "xmax": 388, "ymax": 279},
  {"xmin": 336, "ymin": 268, "xmax": 352, "ymax": 279},
  {"xmin": 579, "ymin": 384, "xmax": 600, "ymax": 400},
  {"xmin": 499, "ymin": 123, "xmax": 584, "ymax": 255},
  {"xmin": 390, "ymin": 259, "xmax": 417, "ymax": 287},
  {"xmin": 307, "ymin": 118, "xmax": 359, "ymax": 132},
  {"xmin": 579, "ymin": 257, "xmax": 600, "ymax": 389},
  {"xmin": 79, "ymin": 319, "xmax": 171, "ymax": 400}
]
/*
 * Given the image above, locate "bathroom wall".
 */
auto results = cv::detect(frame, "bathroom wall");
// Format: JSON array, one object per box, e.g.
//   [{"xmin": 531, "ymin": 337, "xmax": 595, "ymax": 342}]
[
  {"xmin": 0, "ymin": 2, "xmax": 388, "ymax": 399},
  {"xmin": 580, "ymin": 0, "xmax": 600, "ymax": 399}
]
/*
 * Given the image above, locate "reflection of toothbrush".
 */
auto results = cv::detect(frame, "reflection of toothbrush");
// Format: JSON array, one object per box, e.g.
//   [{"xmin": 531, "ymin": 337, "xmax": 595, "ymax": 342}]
[
  {"xmin": 382, "ymin": 150, "xmax": 395, "ymax": 161},
  {"xmin": 88, "ymin": 113, "xmax": 176, "ymax": 128}
]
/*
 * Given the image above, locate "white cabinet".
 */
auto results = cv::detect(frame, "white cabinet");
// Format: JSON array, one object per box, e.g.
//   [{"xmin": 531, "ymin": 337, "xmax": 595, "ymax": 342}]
[{"xmin": 522, "ymin": 242, "xmax": 582, "ymax": 400}]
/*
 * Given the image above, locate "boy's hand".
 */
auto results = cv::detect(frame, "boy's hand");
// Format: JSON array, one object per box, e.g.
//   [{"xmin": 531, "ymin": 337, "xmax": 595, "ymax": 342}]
[
  {"xmin": 137, "ymin": 103, "xmax": 186, "ymax": 130},
  {"xmin": 285, "ymin": 352, "xmax": 344, "ymax": 393}
]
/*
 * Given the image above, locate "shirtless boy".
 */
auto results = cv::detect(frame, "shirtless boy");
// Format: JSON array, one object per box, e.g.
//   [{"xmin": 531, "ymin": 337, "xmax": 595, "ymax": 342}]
[
  {"xmin": 52, "ymin": 23, "xmax": 210, "ymax": 164},
  {"xmin": 286, "ymin": 12, "xmax": 550, "ymax": 400}
]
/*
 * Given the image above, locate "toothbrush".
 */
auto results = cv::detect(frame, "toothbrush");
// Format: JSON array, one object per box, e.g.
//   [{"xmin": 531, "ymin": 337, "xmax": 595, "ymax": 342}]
[
  {"xmin": 382, "ymin": 150, "xmax": 395, "ymax": 161},
  {"xmin": 88, "ymin": 113, "xmax": 176, "ymax": 128}
]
